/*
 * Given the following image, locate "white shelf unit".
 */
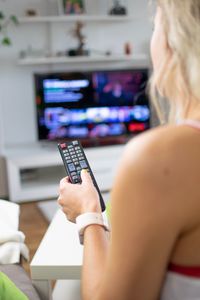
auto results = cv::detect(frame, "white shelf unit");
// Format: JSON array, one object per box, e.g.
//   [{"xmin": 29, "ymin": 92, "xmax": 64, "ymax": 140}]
[
  {"xmin": 18, "ymin": 54, "xmax": 149, "ymax": 66},
  {"xmin": 5, "ymin": 143, "xmax": 124, "ymax": 202},
  {"xmin": 17, "ymin": 10, "xmax": 149, "ymax": 67},
  {"xmin": 18, "ymin": 15, "xmax": 134, "ymax": 23}
]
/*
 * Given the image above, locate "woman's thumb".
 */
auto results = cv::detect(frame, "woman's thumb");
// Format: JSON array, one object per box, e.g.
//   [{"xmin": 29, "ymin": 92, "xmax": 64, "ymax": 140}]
[{"xmin": 81, "ymin": 169, "xmax": 92, "ymax": 184}]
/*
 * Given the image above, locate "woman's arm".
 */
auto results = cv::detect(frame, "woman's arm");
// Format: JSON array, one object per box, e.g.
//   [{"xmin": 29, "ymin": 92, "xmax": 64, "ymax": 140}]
[
  {"xmin": 58, "ymin": 170, "xmax": 110, "ymax": 298},
  {"xmin": 82, "ymin": 225, "xmax": 109, "ymax": 299}
]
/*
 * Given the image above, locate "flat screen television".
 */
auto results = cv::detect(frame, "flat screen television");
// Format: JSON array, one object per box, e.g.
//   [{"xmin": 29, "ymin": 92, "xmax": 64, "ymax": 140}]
[{"xmin": 34, "ymin": 68, "xmax": 151, "ymax": 147}]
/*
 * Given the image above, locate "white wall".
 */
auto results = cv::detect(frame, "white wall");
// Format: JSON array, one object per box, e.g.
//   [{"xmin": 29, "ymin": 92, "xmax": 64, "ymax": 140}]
[{"xmin": 0, "ymin": 0, "xmax": 152, "ymax": 197}]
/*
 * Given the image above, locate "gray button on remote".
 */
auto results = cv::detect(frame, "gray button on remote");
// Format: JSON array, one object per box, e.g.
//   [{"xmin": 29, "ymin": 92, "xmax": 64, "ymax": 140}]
[
  {"xmin": 80, "ymin": 160, "xmax": 88, "ymax": 169},
  {"xmin": 68, "ymin": 163, "xmax": 76, "ymax": 172}
]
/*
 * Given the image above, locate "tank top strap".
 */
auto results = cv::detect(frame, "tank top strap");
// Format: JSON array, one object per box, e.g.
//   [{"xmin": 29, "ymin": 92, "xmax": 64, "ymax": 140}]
[{"xmin": 178, "ymin": 119, "xmax": 200, "ymax": 131}]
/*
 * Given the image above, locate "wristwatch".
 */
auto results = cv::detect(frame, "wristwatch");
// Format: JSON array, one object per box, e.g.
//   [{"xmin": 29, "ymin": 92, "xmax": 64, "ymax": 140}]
[{"xmin": 76, "ymin": 212, "xmax": 110, "ymax": 245}]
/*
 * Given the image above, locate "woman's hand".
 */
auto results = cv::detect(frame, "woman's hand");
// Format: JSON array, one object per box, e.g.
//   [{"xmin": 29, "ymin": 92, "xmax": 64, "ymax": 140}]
[{"xmin": 58, "ymin": 169, "xmax": 101, "ymax": 223}]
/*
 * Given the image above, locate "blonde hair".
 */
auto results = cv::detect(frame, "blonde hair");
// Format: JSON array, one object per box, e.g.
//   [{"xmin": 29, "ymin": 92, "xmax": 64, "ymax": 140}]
[{"xmin": 150, "ymin": 0, "xmax": 200, "ymax": 124}]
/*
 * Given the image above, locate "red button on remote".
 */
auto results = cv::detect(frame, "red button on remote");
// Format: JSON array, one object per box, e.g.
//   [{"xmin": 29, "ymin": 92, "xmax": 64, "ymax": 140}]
[{"xmin": 60, "ymin": 143, "xmax": 66, "ymax": 149}]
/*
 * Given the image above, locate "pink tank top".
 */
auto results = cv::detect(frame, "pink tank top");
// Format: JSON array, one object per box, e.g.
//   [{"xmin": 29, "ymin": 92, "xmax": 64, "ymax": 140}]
[{"xmin": 160, "ymin": 119, "xmax": 200, "ymax": 300}]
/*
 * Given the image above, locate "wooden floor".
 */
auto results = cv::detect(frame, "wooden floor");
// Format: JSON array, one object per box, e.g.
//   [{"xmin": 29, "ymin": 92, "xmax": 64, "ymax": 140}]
[{"xmin": 19, "ymin": 202, "xmax": 49, "ymax": 275}]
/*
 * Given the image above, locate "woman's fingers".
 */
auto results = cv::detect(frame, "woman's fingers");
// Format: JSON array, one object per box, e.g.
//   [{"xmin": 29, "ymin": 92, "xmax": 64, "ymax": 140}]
[
  {"xmin": 57, "ymin": 195, "xmax": 63, "ymax": 206},
  {"xmin": 59, "ymin": 176, "xmax": 70, "ymax": 189},
  {"xmin": 81, "ymin": 169, "xmax": 93, "ymax": 184},
  {"xmin": 60, "ymin": 172, "xmax": 92, "ymax": 190}
]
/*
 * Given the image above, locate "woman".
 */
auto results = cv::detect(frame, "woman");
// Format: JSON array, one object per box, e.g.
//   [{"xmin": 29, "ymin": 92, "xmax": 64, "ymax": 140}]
[{"xmin": 58, "ymin": 1, "xmax": 200, "ymax": 299}]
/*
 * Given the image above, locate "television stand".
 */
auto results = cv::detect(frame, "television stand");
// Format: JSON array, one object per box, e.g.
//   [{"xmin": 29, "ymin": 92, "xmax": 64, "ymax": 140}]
[{"xmin": 5, "ymin": 142, "xmax": 124, "ymax": 202}]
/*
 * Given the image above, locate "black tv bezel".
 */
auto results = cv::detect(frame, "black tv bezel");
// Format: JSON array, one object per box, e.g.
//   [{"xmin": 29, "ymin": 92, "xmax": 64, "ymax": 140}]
[{"xmin": 33, "ymin": 67, "xmax": 151, "ymax": 147}]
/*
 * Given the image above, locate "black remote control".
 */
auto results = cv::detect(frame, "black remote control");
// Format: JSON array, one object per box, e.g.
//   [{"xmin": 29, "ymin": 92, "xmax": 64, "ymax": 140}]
[{"xmin": 58, "ymin": 140, "xmax": 106, "ymax": 212}]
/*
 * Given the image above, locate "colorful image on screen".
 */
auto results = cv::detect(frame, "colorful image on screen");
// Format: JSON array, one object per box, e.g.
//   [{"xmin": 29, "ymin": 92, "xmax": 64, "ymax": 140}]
[{"xmin": 34, "ymin": 69, "xmax": 150, "ymax": 144}]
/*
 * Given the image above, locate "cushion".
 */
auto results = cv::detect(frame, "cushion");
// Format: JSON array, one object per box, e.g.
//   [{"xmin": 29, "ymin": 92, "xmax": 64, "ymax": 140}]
[
  {"xmin": 0, "ymin": 271, "xmax": 28, "ymax": 300},
  {"xmin": 0, "ymin": 264, "xmax": 40, "ymax": 300}
]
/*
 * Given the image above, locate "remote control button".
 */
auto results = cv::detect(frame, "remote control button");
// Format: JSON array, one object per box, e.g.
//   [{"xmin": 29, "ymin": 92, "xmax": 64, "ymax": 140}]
[
  {"xmin": 72, "ymin": 141, "xmax": 79, "ymax": 145},
  {"xmin": 68, "ymin": 163, "xmax": 76, "ymax": 172},
  {"xmin": 74, "ymin": 162, "xmax": 79, "ymax": 166},
  {"xmin": 60, "ymin": 143, "xmax": 67, "ymax": 149},
  {"xmin": 77, "ymin": 171, "xmax": 81, "ymax": 177},
  {"xmin": 71, "ymin": 172, "xmax": 77, "ymax": 176},
  {"xmin": 66, "ymin": 160, "xmax": 72, "ymax": 163},
  {"xmin": 80, "ymin": 160, "xmax": 88, "ymax": 168}
]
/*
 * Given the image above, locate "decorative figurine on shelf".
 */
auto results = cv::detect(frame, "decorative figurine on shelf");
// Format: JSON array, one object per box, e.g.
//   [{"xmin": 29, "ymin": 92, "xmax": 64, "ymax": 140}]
[
  {"xmin": 68, "ymin": 21, "xmax": 89, "ymax": 56},
  {"xmin": 63, "ymin": 0, "xmax": 84, "ymax": 15},
  {"xmin": 124, "ymin": 42, "xmax": 132, "ymax": 55},
  {"xmin": 109, "ymin": 0, "xmax": 127, "ymax": 16},
  {"xmin": 25, "ymin": 9, "xmax": 38, "ymax": 17}
]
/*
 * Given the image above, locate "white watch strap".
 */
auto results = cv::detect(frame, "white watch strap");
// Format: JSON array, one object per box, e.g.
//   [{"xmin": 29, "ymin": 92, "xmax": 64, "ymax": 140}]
[{"xmin": 76, "ymin": 212, "xmax": 109, "ymax": 245}]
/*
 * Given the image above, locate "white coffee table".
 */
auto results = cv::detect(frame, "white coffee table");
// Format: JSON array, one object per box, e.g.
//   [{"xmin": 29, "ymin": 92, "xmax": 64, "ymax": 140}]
[
  {"xmin": 31, "ymin": 201, "xmax": 109, "ymax": 300},
  {"xmin": 30, "ymin": 209, "xmax": 83, "ymax": 300}
]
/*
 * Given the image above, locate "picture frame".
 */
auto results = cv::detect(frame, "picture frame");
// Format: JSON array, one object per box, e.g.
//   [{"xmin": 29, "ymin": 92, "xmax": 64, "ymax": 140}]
[{"xmin": 58, "ymin": 0, "xmax": 84, "ymax": 15}]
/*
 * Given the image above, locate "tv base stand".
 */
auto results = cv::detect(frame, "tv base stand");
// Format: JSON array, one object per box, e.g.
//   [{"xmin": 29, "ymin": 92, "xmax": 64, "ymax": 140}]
[{"xmin": 5, "ymin": 143, "xmax": 124, "ymax": 202}]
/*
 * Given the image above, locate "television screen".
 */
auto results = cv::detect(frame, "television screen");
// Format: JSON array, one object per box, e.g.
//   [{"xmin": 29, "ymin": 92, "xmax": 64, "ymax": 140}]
[{"xmin": 34, "ymin": 69, "xmax": 150, "ymax": 146}]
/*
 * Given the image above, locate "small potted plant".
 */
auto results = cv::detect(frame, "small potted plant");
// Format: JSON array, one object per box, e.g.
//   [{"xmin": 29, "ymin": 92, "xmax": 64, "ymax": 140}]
[
  {"xmin": 0, "ymin": 10, "xmax": 18, "ymax": 46},
  {"xmin": 109, "ymin": 0, "xmax": 127, "ymax": 16}
]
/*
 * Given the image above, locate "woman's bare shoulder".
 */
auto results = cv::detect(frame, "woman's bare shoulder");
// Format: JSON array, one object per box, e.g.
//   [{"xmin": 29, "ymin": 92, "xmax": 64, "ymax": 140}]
[
  {"xmin": 117, "ymin": 125, "xmax": 182, "ymax": 190},
  {"xmin": 124, "ymin": 124, "xmax": 200, "ymax": 168},
  {"xmin": 116, "ymin": 124, "xmax": 200, "ymax": 224},
  {"xmin": 111, "ymin": 124, "xmax": 200, "ymax": 238}
]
